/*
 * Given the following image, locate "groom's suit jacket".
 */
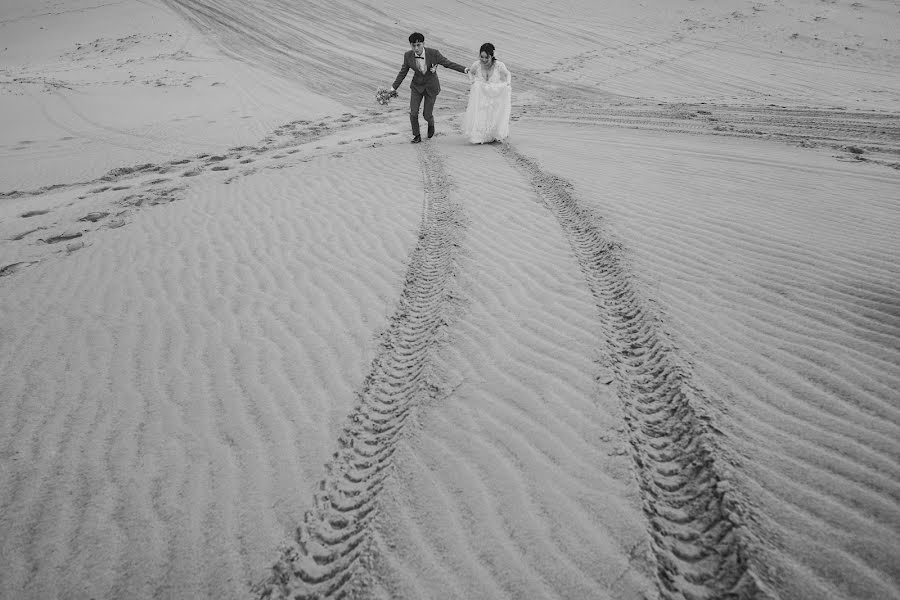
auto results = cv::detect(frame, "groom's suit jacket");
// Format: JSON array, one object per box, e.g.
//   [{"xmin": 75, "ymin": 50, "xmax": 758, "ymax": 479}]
[{"xmin": 392, "ymin": 47, "xmax": 467, "ymax": 95}]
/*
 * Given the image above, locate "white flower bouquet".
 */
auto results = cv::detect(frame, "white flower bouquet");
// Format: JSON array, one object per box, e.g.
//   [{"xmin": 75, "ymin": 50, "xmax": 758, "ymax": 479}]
[{"xmin": 375, "ymin": 87, "xmax": 398, "ymax": 105}]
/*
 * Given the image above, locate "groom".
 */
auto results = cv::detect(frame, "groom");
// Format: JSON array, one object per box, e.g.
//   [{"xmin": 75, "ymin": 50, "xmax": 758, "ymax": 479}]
[{"xmin": 390, "ymin": 32, "xmax": 469, "ymax": 143}]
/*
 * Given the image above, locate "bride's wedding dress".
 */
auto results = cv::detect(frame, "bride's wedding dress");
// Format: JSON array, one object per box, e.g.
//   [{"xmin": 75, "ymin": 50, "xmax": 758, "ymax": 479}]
[{"xmin": 462, "ymin": 60, "xmax": 511, "ymax": 144}]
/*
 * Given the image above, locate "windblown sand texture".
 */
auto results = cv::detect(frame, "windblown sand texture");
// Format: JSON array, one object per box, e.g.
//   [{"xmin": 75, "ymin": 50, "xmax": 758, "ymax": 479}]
[{"xmin": 1, "ymin": 0, "xmax": 898, "ymax": 599}]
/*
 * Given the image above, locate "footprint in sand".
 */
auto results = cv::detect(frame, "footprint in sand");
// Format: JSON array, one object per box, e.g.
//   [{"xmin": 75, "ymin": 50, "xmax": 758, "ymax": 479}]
[
  {"xmin": 0, "ymin": 262, "xmax": 36, "ymax": 277},
  {"xmin": 20, "ymin": 209, "xmax": 50, "ymax": 218},
  {"xmin": 120, "ymin": 194, "xmax": 144, "ymax": 207},
  {"xmin": 41, "ymin": 232, "xmax": 82, "ymax": 244},
  {"xmin": 9, "ymin": 227, "xmax": 45, "ymax": 241},
  {"xmin": 211, "ymin": 165, "xmax": 230, "ymax": 171},
  {"xmin": 79, "ymin": 211, "xmax": 109, "ymax": 222}
]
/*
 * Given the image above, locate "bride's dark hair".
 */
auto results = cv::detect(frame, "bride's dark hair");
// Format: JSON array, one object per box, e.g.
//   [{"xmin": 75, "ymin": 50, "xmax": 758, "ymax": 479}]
[{"xmin": 479, "ymin": 42, "xmax": 496, "ymax": 62}]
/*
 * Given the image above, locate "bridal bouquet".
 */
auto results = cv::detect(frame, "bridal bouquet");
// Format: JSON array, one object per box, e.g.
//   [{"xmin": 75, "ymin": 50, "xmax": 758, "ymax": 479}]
[{"xmin": 375, "ymin": 87, "xmax": 398, "ymax": 105}]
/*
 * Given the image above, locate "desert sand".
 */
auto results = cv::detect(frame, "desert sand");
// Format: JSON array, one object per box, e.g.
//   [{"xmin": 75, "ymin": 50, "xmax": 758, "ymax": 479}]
[{"xmin": 1, "ymin": 0, "xmax": 898, "ymax": 599}]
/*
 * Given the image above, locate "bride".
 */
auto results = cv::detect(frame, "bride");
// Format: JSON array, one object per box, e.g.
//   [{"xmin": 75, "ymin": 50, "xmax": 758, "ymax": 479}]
[{"xmin": 462, "ymin": 42, "xmax": 511, "ymax": 144}]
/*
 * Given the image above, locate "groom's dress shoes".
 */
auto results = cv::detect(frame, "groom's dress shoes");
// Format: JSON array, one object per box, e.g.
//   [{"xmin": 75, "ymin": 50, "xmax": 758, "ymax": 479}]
[
  {"xmin": 411, "ymin": 135, "xmax": 422, "ymax": 144},
  {"xmin": 427, "ymin": 123, "xmax": 435, "ymax": 138}
]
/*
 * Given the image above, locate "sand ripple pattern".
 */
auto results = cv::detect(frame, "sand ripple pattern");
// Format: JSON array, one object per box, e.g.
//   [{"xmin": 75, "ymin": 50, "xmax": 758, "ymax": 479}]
[
  {"xmin": 501, "ymin": 146, "xmax": 763, "ymax": 600},
  {"xmin": 253, "ymin": 144, "xmax": 465, "ymax": 599}
]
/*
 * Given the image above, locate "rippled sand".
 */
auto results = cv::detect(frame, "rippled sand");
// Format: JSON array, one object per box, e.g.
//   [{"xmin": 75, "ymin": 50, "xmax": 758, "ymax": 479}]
[{"xmin": 1, "ymin": 0, "xmax": 898, "ymax": 599}]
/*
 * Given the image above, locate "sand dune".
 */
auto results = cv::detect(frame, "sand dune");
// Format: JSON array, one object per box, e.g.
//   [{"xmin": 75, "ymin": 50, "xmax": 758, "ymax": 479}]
[
  {"xmin": 370, "ymin": 140, "xmax": 657, "ymax": 599},
  {"xmin": 0, "ymin": 0, "xmax": 343, "ymax": 192},
  {"xmin": 1, "ymin": 130, "xmax": 425, "ymax": 598},
  {"xmin": 512, "ymin": 122, "xmax": 900, "ymax": 599},
  {"xmin": 2, "ymin": 0, "xmax": 899, "ymax": 599}
]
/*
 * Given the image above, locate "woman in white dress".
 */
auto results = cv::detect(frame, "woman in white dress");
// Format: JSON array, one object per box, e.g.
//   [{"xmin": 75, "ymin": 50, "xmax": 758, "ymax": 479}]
[{"xmin": 462, "ymin": 43, "xmax": 511, "ymax": 144}]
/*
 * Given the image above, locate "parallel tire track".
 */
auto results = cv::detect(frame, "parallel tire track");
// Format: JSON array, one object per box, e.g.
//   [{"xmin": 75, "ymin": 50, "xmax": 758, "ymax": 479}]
[
  {"xmin": 500, "ymin": 144, "xmax": 766, "ymax": 600},
  {"xmin": 252, "ymin": 143, "xmax": 465, "ymax": 599}
]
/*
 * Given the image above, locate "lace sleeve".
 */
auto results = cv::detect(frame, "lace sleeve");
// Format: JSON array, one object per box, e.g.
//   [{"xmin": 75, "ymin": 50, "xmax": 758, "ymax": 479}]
[
  {"xmin": 498, "ymin": 61, "xmax": 512, "ymax": 86},
  {"xmin": 468, "ymin": 61, "xmax": 480, "ymax": 82}
]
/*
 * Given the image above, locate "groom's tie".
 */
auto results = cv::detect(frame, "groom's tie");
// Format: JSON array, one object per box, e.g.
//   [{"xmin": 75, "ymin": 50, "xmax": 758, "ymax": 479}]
[{"xmin": 415, "ymin": 53, "xmax": 425, "ymax": 74}]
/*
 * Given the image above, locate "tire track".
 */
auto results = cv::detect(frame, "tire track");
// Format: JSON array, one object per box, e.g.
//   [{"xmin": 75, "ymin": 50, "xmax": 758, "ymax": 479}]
[
  {"xmin": 522, "ymin": 101, "xmax": 900, "ymax": 168},
  {"xmin": 252, "ymin": 142, "xmax": 466, "ymax": 599},
  {"xmin": 500, "ymin": 144, "xmax": 766, "ymax": 600}
]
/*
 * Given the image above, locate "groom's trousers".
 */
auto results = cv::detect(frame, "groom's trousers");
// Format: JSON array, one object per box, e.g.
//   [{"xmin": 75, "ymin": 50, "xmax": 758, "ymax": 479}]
[{"xmin": 409, "ymin": 88, "xmax": 436, "ymax": 137}]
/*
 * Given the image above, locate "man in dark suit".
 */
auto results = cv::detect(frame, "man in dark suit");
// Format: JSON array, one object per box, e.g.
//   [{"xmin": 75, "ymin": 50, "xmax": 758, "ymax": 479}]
[{"xmin": 391, "ymin": 32, "xmax": 469, "ymax": 143}]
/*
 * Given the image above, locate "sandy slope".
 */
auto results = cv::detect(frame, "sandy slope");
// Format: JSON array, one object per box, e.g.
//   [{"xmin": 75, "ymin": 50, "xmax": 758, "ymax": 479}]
[
  {"xmin": 510, "ymin": 121, "xmax": 900, "ymax": 600},
  {"xmin": 0, "ymin": 0, "xmax": 343, "ymax": 192},
  {"xmin": 1, "ymin": 0, "xmax": 899, "ymax": 599},
  {"xmin": 1, "ymin": 122, "xmax": 423, "ymax": 598},
  {"xmin": 369, "ymin": 139, "xmax": 657, "ymax": 599}
]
